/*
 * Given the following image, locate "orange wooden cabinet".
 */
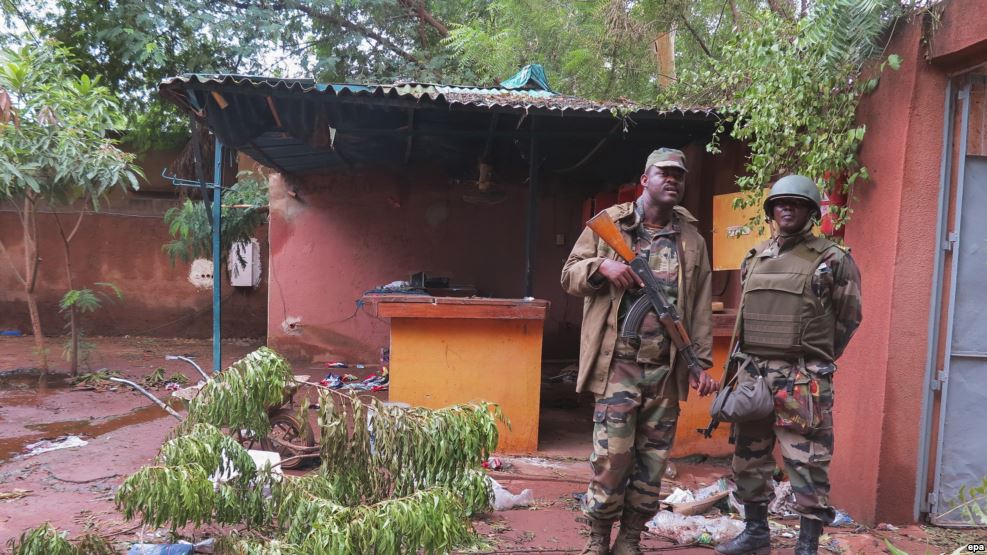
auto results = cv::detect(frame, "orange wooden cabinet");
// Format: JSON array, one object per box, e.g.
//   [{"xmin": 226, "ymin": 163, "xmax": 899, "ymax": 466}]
[{"xmin": 364, "ymin": 295, "xmax": 549, "ymax": 453}]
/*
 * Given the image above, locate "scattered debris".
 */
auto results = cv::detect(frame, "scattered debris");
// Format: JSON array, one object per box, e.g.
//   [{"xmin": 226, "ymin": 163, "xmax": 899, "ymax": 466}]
[
  {"xmin": 768, "ymin": 480, "xmax": 800, "ymax": 518},
  {"xmin": 664, "ymin": 461, "xmax": 678, "ymax": 479},
  {"xmin": 319, "ymin": 369, "xmax": 389, "ymax": 391},
  {"xmin": 327, "ymin": 361, "xmax": 348, "ymax": 368},
  {"xmin": 831, "ymin": 509, "xmax": 854, "ymax": 527},
  {"xmin": 22, "ymin": 435, "xmax": 88, "ymax": 457},
  {"xmin": 661, "ymin": 478, "xmax": 731, "ymax": 516},
  {"xmin": 0, "ymin": 488, "xmax": 31, "ymax": 500},
  {"xmin": 647, "ymin": 511, "xmax": 745, "ymax": 545},
  {"xmin": 490, "ymin": 477, "xmax": 534, "ymax": 511},
  {"xmin": 876, "ymin": 522, "xmax": 899, "ymax": 531},
  {"xmin": 483, "ymin": 456, "xmax": 511, "ymax": 470}
]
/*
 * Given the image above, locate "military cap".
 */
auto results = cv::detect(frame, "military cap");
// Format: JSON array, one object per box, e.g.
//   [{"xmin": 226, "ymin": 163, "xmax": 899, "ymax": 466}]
[{"xmin": 645, "ymin": 148, "xmax": 688, "ymax": 173}]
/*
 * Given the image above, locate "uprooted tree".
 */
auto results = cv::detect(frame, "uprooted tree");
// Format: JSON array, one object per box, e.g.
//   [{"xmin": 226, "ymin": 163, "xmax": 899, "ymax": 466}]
[
  {"xmin": 0, "ymin": 42, "xmax": 141, "ymax": 373},
  {"xmin": 10, "ymin": 347, "xmax": 503, "ymax": 553}
]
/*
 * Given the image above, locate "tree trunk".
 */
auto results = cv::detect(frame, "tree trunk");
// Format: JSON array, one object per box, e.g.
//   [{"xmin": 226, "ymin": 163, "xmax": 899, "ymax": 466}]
[
  {"xmin": 69, "ymin": 308, "xmax": 79, "ymax": 375},
  {"xmin": 22, "ymin": 198, "xmax": 47, "ymax": 372},
  {"xmin": 26, "ymin": 289, "xmax": 46, "ymax": 371},
  {"xmin": 54, "ymin": 209, "xmax": 84, "ymax": 376}
]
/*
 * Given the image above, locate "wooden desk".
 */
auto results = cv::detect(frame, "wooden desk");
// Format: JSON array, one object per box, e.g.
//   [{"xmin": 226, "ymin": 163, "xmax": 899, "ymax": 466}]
[{"xmin": 363, "ymin": 295, "xmax": 549, "ymax": 453}]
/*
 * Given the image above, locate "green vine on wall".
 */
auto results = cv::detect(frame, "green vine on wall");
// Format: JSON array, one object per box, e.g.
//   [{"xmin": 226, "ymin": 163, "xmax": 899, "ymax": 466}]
[{"xmin": 662, "ymin": 0, "xmax": 908, "ymax": 232}]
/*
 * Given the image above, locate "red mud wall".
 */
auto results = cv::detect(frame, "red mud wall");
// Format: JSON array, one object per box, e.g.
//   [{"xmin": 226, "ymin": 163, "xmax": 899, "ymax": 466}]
[
  {"xmin": 835, "ymin": 0, "xmax": 987, "ymax": 524},
  {"xmin": 265, "ymin": 165, "xmax": 584, "ymax": 365},
  {"xmin": 0, "ymin": 167, "xmax": 268, "ymax": 342}
]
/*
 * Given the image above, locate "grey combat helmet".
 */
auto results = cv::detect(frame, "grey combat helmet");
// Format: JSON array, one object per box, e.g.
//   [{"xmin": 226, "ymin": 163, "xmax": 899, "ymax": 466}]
[{"xmin": 764, "ymin": 174, "xmax": 822, "ymax": 219}]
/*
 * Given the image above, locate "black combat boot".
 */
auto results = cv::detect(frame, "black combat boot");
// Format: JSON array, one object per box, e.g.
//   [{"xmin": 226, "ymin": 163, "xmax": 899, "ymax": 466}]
[
  {"xmin": 579, "ymin": 517, "xmax": 613, "ymax": 555},
  {"xmin": 795, "ymin": 516, "xmax": 823, "ymax": 555},
  {"xmin": 714, "ymin": 503, "xmax": 771, "ymax": 555}
]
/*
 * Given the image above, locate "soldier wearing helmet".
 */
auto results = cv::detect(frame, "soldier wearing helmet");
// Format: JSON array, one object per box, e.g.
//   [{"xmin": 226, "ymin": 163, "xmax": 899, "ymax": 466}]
[{"xmin": 716, "ymin": 175, "xmax": 863, "ymax": 555}]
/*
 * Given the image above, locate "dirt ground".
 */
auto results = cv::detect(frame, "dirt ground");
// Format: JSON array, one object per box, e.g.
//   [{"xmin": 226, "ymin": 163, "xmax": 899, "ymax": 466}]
[{"xmin": 1, "ymin": 336, "xmax": 985, "ymax": 554}]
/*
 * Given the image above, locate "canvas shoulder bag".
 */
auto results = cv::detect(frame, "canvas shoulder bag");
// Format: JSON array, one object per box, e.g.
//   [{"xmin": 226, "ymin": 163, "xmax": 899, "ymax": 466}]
[{"xmin": 709, "ymin": 255, "xmax": 775, "ymax": 423}]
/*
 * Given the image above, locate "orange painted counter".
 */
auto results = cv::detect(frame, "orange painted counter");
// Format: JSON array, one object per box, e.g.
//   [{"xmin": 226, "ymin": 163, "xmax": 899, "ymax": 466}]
[
  {"xmin": 670, "ymin": 310, "xmax": 736, "ymax": 458},
  {"xmin": 363, "ymin": 295, "xmax": 549, "ymax": 453}
]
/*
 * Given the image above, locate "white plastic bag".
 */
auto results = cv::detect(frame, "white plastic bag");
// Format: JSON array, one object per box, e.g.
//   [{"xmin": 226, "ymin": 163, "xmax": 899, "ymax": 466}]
[
  {"xmin": 488, "ymin": 477, "xmax": 534, "ymax": 510},
  {"xmin": 647, "ymin": 511, "xmax": 744, "ymax": 545}
]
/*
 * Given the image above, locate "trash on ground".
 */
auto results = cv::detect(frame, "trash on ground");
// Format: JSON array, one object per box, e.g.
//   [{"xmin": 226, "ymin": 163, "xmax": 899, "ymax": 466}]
[
  {"xmin": 326, "ymin": 361, "xmax": 348, "ymax": 368},
  {"xmin": 127, "ymin": 537, "xmax": 214, "ymax": 555},
  {"xmin": 647, "ymin": 511, "xmax": 744, "ymax": 545},
  {"xmin": 209, "ymin": 449, "xmax": 283, "ymax": 487},
  {"xmin": 319, "ymin": 369, "xmax": 389, "ymax": 391},
  {"xmin": 23, "ymin": 435, "xmax": 88, "ymax": 457},
  {"xmin": 0, "ymin": 488, "xmax": 31, "ymax": 500},
  {"xmin": 483, "ymin": 456, "xmax": 512, "ymax": 470},
  {"xmin": 489, "ymin": 477, "xmax": 534, "ymax": 511},
  {"xmin": 768, "ymin": 480, "xmax": 800, "ymax": 518},
  {"xmin": 831, "ymin": 509, "xmax": 854, "ymax": 527},
  {"xmin": 662, "ymin": 478, "xmax": 732, "ymax": 516},
  {"xmin": 664, "ymin": 461, "xmax": 677, "ymax": 479},
  {"xmin": 876, "ymin": 522, "xmax": 899, "ymax": 531},
  {"xmin": 127, "ymin": 544, "xmax": 193, "ymax": 555}
]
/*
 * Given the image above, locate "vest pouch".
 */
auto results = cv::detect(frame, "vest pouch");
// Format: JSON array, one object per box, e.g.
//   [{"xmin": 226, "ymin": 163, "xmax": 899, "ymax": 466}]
[
  {"xmin": 741, "ymin": 272, "xmax": 806, "ymax": 358},
  {"xmin": 709, "ymin": 356, "xmax": 775, "ymax": 423},
  {"xmin": 773, "ymin": 367, "xmax": 824, "ymax": 434}
]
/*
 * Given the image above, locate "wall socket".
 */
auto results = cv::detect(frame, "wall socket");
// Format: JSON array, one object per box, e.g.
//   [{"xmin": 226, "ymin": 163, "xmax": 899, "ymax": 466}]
[{"xmin": 555, "ymin": 233, "xmax": 565, "ymax": 246}]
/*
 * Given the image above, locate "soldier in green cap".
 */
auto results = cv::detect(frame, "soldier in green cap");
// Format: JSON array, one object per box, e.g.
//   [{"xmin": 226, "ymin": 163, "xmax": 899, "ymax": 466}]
[
  {"xmin": 562, "ymin": 147, "xmax": 717, "ymax": 555},
  {"xmin": 715, "ymin": 175, "xmax": 862, "ymax": 555}
]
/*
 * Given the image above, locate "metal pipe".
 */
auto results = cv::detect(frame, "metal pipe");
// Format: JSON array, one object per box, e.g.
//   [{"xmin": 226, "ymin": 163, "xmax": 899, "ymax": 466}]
[
  {"xmin": 165, "ymin": 355, "xmax": 211, "ymax": 380},
  {"xmin": 915, "ymin": 77, "xmax": 955, "ymax": 520},
  {"xmin": 523, "ymin": 120, "xmax": 539, "ymax": 298},
  {"xmin": 107, "ymin": 377, "xmax": 183, "ymax": 420},
  {"xmin": 213, "ymin": 138, "xmax": 224, "ymax": 373}
]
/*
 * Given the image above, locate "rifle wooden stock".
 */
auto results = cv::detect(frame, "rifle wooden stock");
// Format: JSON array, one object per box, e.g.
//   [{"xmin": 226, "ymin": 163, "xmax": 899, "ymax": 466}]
[{"xmin": 586, "ymin": 210, "xmax": 636, "ymax": 262}]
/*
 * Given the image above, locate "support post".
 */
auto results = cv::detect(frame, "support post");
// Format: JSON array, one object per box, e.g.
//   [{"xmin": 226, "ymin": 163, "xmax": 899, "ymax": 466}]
[
  {"xmin": 212, "ymin": 138, "xmax": 223, "ymax": 373},
  {"xmin": 523, "ymin": 123, "xmax": 539, "ymax": 297}
]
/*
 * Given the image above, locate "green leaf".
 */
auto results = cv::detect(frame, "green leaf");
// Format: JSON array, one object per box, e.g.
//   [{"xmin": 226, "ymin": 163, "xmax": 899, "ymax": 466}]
[{"xmin": 887, "ymin": 54, "xmax": 902, "ymax": 70}]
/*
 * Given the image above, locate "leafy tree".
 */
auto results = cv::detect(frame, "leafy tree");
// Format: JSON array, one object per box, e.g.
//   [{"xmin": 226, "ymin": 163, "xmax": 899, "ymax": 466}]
[
  {"xmin": 0, "ymin": 42, "xmax": 140, "ymax": 372},
  {"xmin": 163, "ymin": 169, "xmax": 269, "ymax": 268},
  {"xmin": 59, "ymin": 282, "xmax": 123, "ymax": 373},
  {"xmin": 663, "ymin": 0, "xmax": 907, "ymax": 231}
]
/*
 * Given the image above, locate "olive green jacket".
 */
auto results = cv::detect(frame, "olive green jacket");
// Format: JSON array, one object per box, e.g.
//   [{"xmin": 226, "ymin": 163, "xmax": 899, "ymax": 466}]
[{"xmin": 561, "ymin": 202, "xmax": 713, "ymax": 399}]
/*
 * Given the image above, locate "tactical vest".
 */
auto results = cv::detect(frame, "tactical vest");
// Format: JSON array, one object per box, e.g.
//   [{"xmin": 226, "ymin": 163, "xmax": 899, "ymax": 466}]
[{"xmin": 740, "ymin": 236, "xmax": 839, "ymax": 362}]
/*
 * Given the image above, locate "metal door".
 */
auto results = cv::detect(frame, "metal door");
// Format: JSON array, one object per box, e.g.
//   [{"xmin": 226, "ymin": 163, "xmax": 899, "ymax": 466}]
[{"xmin": 932, "ymin": 154, "xmax": 987, "ymax": 526}]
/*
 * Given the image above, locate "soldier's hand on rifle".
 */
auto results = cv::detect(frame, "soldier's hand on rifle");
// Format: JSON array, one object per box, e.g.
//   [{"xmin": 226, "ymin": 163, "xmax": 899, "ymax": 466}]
[
  {"xmin": 596, "ymin": 259, "xmax": 645, "ymax": 290},
  {"xmin": 690, "ymin": 369, "xmax": 719, "ymax": 397}
]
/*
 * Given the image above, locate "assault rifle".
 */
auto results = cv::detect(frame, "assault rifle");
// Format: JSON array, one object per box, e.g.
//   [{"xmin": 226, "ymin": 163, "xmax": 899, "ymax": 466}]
[{"xmin": 586, "ymin": 210, "xmax": 707, "ymax": 382}]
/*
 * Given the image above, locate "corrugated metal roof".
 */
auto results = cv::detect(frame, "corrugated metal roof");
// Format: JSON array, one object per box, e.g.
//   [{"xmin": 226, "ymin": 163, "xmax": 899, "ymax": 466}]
[{"xmin": 159, "ymin": 73, "xmax": 714, "ymax": 118}]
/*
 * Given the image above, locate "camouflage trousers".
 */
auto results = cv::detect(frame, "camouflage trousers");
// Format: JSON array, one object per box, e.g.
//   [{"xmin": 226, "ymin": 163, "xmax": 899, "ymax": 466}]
[
  {"xmin": 582, "ymin": 353, "xmax": 679, "ymax": 522},
  {"xmin": 731, "ymin": 358, "xmax": 836, "ymax": 523}
]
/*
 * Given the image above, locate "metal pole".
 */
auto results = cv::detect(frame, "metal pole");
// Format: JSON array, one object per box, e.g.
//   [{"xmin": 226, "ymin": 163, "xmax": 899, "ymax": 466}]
[
  {"xmin": 212, "ymin": 138, "xmax": 223, "ymax": 373},
  {"xmin": 928, "ymin": 81, "xmax": 972, "ymax": 524},
  {"xmin": 914, "ymin": 78, "xmax": 955, "ymax": 520},
  {"xmin": 523, "ymin": 123, "xmax": 539, "ymax": 297}
]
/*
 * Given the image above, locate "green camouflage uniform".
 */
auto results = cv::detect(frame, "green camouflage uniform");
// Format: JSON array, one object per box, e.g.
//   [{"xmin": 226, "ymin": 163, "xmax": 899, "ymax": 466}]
[
  {"xmin": 731, "ymin": 229, "xmax": 862, "ymax": 523},
  {"xmin": 583, "ymin": 208, "xmax": 682, "ymax": 521}
]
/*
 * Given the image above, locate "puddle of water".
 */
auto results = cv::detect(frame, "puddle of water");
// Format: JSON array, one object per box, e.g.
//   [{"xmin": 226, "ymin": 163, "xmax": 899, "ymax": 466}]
[
  {"xmin": 0, "ymin": 368, "xmax": 78, "ymax": 408},
  {"xmin": 0, "ymin": 368, "xmax": 73, "ymax": 392},
  {"xmin": 0, "ymin": 403, "xmax": 173, "ymax": 463}
]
